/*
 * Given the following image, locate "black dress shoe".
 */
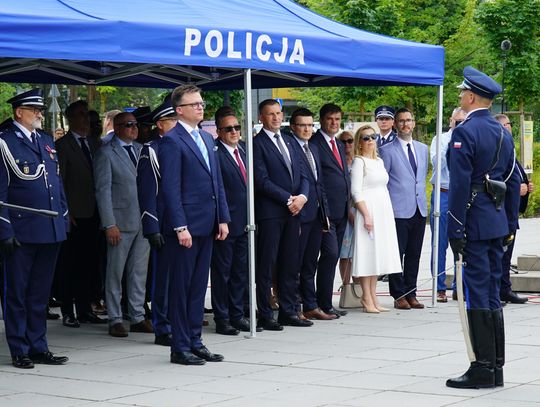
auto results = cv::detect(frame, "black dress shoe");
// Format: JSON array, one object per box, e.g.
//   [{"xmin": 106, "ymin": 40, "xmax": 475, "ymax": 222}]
[
  {"xmin": 78, "ymin": 311, "xmax": 107, "ymax": 324},
  {"xmin": 171, "ymin": 351, "xmax": 205, "ymax": 365},
  {"xmin": 257, "ymin": 317, "xmax": 283, "ymax": 331},
  {"xmin": 192, "ymin": 346, "xmax": 224, "ymax": 362},
  {"xmin": 278, "ymin": 314, "xmax": 313, "ymax": 327},
  {"xmin": 154, "ymin": 334, "xmax": 172, "ymax": 346},
  {"xmin": 29, "ymin": 351, "xmax": 68, "ymax": 365},
  {"xmin": 12, "ymin": 355, "xmax": 34, "ymax": 369},
  {"xmin": 215, "ymin": 321, "xmax": 239, "ymax": 336},
  {"xmin": 324, "ymin": 307, "xmax": 348, "ymax": 318},
  {"xmin": 231, "ymin": 317, "xmax": 262, "ymax": 332},
  {"xmin": 62, "ymin": 314, "xmax": 80, "ymax": 328},
  {"xmin": 500, "ymin": 291, "xmax": 528, "ymax": 304},
  {"xmin": 47, "ymin": 307, "xmax": 60, "ymax": 320},
  {"xmin": 446, "ymin": 363, "xmax": 495, "ymax": 389}
]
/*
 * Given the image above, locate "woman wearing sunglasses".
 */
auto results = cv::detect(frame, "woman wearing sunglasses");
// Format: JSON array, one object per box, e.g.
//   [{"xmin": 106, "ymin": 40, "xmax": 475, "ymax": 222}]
[{"xmin": 350, "ymin": 125, "xmax": 401, "ymax": 313}]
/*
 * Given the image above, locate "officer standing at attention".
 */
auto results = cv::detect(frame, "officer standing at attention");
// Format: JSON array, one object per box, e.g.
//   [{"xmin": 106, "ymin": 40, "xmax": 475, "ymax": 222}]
[
  {"xmin": 136, "ymin": 99, "xmax": 177, "ymax": 346},
  {"xmin": 446, "ymin": 67, "xmax": 519, "ymax": 389},
  {"xmin": 0, "ymin": 89, "xmax": 69, "ymax": 368}
]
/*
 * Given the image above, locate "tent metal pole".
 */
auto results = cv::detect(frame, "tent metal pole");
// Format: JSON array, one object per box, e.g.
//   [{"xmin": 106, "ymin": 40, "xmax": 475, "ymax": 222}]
[
  {"xmin": 431, "ymin": 85, "xmax": 444, "ymax": 307},
  {"xmin": 243, "ymin": 68, "xmax": 257, "ymax": 338}
]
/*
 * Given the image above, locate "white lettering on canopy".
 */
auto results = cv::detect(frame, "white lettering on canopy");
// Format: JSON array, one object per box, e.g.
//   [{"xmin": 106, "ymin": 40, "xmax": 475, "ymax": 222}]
[{"xmin": 183, "ymin": 28, "xmax": 305, "ymax": 65}]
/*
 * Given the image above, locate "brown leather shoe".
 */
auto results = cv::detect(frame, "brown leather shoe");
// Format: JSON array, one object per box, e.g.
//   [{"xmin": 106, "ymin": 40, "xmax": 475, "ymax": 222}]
[
  {"xmin": 303, "ymin": 308, "xmax": 338, "ymax": 320},
  {"xmin": 130, "ymin": 319, "xmax": 154, "ymax": 333},
  {"xmin": 407, "ymin": 296, "xmax": 425, "ymax": 309},
  {"xmin": 437, "ymin": 290, "xmax": 448, "ymax": 303},
  {"xmin": 297, "ymin": 311, "xmax": 308, "ymax": 321},
  {"xmin": 109, "ymin": 323, "xmax": 128, "ymax": 337},
  {"xmin": 394, "ymin": 298, "xmax": 411, "ymax": 310}
]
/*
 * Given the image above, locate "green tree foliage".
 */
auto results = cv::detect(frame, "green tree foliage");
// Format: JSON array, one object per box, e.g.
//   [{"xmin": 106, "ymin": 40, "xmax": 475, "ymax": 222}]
[{"xmin": 0, "ymin": 83, "xmax": 19, "ymax": 123}]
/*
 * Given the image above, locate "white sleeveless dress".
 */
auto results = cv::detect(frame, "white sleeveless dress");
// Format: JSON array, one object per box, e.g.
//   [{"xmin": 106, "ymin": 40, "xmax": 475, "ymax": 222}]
[{"xmin": 350, "ymin": 156, "xmax": 402, "ymax": 277}]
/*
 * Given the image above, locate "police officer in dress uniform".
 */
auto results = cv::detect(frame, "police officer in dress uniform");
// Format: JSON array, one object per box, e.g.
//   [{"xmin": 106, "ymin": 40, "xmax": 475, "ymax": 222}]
[
  {"xmin": 446, "ymin": 67, "xmax": 519, "ymax": 389},
  {"xmin": 0, "ymin": 89, "xmax": 69, "ymax": 368},
  {"xmin": 137, "ymin": 99, "xmax": 177, "ymax": 346},
  {"xmin": 375, "ymin": 105, "xmax": 397, "ymax": 148}
]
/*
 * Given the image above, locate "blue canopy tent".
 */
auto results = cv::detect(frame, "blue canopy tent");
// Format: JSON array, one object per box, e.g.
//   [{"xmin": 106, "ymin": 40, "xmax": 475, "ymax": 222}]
[{"xmin": 0, "ymin": 0, "xmax": 447, "ymax": 332}]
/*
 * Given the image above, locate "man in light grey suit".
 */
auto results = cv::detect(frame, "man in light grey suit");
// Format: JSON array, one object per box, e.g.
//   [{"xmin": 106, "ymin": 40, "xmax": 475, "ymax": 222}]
[
  {"xmin": 94, "ymin": 112, "xmax": 151, "ymax": 337},
  {"xmin": 379, "ymin": 108, "xmax": 428, "ymax": 310}
]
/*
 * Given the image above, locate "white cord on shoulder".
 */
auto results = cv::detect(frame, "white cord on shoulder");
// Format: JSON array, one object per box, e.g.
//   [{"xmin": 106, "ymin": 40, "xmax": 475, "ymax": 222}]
[
  {"xmin": 503, "ymin": 148, "xmax": 516, "ymax": 183},
  {"xmin": 0, "ymin": 138, "xmax": 46, "ymax": 186},
  {"xmin": 148, "ymin": 146, "xmax": 160, "ymax": 196}
]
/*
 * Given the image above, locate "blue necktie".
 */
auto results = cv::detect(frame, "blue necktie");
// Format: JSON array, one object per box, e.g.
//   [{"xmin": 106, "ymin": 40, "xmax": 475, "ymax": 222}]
[
  {"xmin": 123, "ymin": 145, "xmax": 137, "ymax": 167},
  {"xmin": 191, "ymin": 129, "xmax": 210, "ymax": 169},
  {"xmin": 407, "ymin": 143, "xmax": 417, "ymax": 175}
]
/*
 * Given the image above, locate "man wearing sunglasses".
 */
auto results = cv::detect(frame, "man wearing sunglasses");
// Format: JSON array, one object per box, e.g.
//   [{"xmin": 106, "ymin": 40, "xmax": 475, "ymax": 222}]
[
  {"xmin": 0, "ymin": 89, "xmax": 69, "ymax": 368},
  {"xmin": 94, "ymin": 112, "xmax": 151, "ymax": 338},
  {"xmin": 159, "ymin": 85, "xmax": 230, "ymax": 365},
  {"xmin": 375, "ymin": 105, "xmax": 397, "ymax": 147},
  {"xmin": 136, "ymin": 99, "xmax": 178, "ymax": 347}
]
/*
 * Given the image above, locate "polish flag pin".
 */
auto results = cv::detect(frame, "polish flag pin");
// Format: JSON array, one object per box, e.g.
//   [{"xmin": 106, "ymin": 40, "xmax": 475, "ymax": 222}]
[{"xmin": 453, "ymin": 142, "xmax": 462, "ymax": 149}]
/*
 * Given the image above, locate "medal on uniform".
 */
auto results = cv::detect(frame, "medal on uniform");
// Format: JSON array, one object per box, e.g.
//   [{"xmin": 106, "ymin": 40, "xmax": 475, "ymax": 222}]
[{"xmin": 45, "ymin": 144, "xmax": 56, "ymax": 160}]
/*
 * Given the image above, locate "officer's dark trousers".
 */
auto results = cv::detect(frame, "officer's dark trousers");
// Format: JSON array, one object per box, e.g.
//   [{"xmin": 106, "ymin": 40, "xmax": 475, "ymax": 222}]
[
  {"xmin": 150, "ymin": 245, "xmax": 170, "ymax": 337},
  {"xmin": 3, "ymin": 243, "xmax": 60, "ymax": 357},
  {"xmin": 500, "ymin": 234, "xmax": 516, "ymax": 296}
]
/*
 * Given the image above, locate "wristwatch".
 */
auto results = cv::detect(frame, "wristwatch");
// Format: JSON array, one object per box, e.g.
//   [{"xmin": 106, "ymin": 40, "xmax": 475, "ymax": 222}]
[{"xmin": 175, "ymin": 226, "xmax": 188, "ymax": 233}]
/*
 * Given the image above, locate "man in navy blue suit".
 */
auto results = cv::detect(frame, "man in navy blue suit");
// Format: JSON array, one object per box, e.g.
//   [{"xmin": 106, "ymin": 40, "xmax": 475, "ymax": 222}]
[
  {"xmin": 310, "ymin": 104, "xmax": 350, "ymax": 318},
  {"xmin": 289, "ymin": 108, "xmax": 335, "ymax": 321},
  {"xmin": 446, "ymin": 66, "xmax": 519, "ymax": 389},
  {"xmin": 0, "ymin": 89, "xmax": 69, "ymax": 368},
  {"xmin": 136, "ymin": 98, "xmax": 177, "ymax": 346},
  {"xmin": 158, "ymin": 85, "xmax": 230, "ymax": 365},
  {"xmin": 211, "ymin": 107, "xmax": 253, "ymax": 335},
  {"xmin": 253, "ymin": 99, "xmax": 311, "ymax": 330}
]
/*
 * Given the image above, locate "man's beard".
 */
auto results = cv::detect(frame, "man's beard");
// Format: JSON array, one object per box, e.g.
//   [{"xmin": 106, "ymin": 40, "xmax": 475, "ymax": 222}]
[
  {"xmin": 32, "ymin": 118, "xmax": 42, "ymax": 130},
  {"xmin": 398, "ymin": 130, "xmax": 413, "ymax": 140}
]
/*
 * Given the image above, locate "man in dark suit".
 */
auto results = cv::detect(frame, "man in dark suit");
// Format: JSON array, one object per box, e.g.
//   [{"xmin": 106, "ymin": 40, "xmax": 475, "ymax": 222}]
[
  {"xmin": 158, "ymin": 85, "xmax": 230, "ymax": 365},
  {"xmin": 210, "ymin": 107, "xmax": 253, "ymax": 335},
  {"xmin": 136, "ymin": 99, "xmax": 177, "ymax": 346},
  {"xmin": 0, "ymin": 89, "xmax": 69, "ymax": 368},
  {"xmin": 253, "ymin": 99, "xmax": 311, "ymax": 330},
  {"xmin": 289, "ymin": 108, "xmax": 335, "ymax": 321},
  {"xmin": 446, "ymin": 66, "xmax": 518, "ymax": 389},
  {"xmin": 379, "ymin": 108, "xmax": 429, "ymax": 310},
  {"xmin": 55, "ymin": 100, "xmax": 105, "ymax": 328},
  {"xmin": 375, "ymin": 105, "xmax": 397, "ymax": 148},
  {"xmin": 94, "ymin": 112, "xmax": 151, "ymax": 338},
  {"xmin": 310, "ymin": 103, "xmax": 350, "ymax": 318},
  {"xmin": 494, "ymin": 114, "xmax": 530, "ymax": 304}
]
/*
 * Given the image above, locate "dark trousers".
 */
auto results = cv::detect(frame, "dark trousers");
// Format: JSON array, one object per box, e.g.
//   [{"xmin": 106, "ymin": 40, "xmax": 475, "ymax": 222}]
[
  {"xmin": 211, "ymin": 234, "xmax": 248, "ymax": 322},
  {"xmin": 299, "ymin": 218, "xmax": 323, "ymax": 312},
  {"xmin": 463, "ymin": 238, "xmax": 503, "ymax": 309},
  {"xmin": 500, "ymin": 234, "xmax": 515, "ymax": 295},
  {"xmin": 167, "ymin": 234, "xmax": 212, "ymax": 352},
  {"xmin": 56, "ymin": 213, "xmax": 100, "ymax": 316},
  {"xmin": 317, "ymin": 215, "xmax": 347, "ymax": 311},
  {"xmin": 389, "ymin": 208, "xmax": 426, "ymax": 299},
  {"xmin": 3, "ymin": 243, "xmax": 60, "ymax": 357},
  {"xmin": 150, "ymin": 245, "xmax": 171, "ymax": 337},
  {"xmin": 256, "ymin": 216, "xmax": 300, "ymax": 319}
]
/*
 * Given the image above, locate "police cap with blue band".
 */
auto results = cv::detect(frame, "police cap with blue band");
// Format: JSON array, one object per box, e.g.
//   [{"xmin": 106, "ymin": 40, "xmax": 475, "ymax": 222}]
[
  {"xmin": 457, "ymin": 66, "xmax": 502, "ymax": 100},
  {"xmin": 151, "ymin": 99, "xmax": 175, "ymax": 123},
  {"xmin": 7, "ymin": 88, "xmax": 47, "ymax": 109}
]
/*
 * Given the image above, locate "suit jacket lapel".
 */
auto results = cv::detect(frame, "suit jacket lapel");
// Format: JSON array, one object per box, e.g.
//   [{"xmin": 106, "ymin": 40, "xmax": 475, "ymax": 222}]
[
  {"xmin": 68, "ymin": 132, "xmax": 91, "ymax": 170},
  {"xmin": 220, "ymin": 143, "xmax": 246, "ymax": 187},
  {"xmin": 111, "ymin": 137, "xmax": 136, "ymax": 176},
  {"xmin": 394, "ymin": 139, "xmax": 415, "ymax": 179},
  {"xmin": 176, "ymin": 125, "xmax": 211, "ymax": 175},
  {"xmin": 261, "ymin": 131, "xmax": 290, "ymax": 174},
  {"xmin": 316, "ymin": 131, "xmax": 341, "ymax": 170}
]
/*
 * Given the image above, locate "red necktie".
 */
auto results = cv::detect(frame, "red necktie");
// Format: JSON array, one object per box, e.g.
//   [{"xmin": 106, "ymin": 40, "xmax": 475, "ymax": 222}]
[
  {"xmin": 234, "ymin": 148, "xmax": 247, "ymax": 183},
  {"xmin": 330, "ymin": 138, "xmax": 343, "ymax": 170}
]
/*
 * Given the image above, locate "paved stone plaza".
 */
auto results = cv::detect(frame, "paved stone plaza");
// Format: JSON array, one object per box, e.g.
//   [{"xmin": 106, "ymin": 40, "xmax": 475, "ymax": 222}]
[{"xmin": 1, "ymin": 218, "xmax": 539, "ymax": 407}]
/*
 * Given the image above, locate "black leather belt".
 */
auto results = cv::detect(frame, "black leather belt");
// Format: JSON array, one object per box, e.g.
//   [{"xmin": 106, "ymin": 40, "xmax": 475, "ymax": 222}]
[{"xmin": 471, "ymin": 183, "xmax": 485, "ymax": 193}]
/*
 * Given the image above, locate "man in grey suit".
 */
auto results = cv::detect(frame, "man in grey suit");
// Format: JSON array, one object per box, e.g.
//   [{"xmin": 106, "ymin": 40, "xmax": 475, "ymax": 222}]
[
  {"xmin": 379, "ymin": 108, "xmax": 428, "ymax": 310},
  {"xmin": 94, "ymin": 112, "xmax": 151, "ymax": 337}
]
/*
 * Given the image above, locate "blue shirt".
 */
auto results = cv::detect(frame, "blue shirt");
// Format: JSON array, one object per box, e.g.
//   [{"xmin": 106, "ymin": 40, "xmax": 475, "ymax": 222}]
[{"xmin": 429, "ymin": 129, "xmax": 452, "ymax": 189}]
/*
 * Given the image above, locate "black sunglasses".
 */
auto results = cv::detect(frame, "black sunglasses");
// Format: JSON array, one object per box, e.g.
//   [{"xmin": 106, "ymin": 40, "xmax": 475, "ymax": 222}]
[
  {"xmin": 121, "ymin": 121, "xmax": 138, "ymax": 128},
  {"xmin": 341, "ymin": 139, "xmax": 354, "ymax": 144},
  {"xmin": 219, "ymin": 125, "xmax": 241, "ymax": 133},
  {"xmin": 361, "ymin": 135, "xmax": 377, "ymax": 141}
]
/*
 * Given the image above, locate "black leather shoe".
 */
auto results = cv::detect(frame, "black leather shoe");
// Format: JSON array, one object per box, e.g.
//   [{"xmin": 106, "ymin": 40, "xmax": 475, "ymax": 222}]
[
  {"xmin": 446, "ymin": 363, "xmax": 495, "ymax": 389},
  {"xmin": 62, "ymin": 314, "xmax": 80, "ymax": 328},
  {"xmin": 278, "ymin": 314, "xmax": 313, "ymax": 327},
  {"xmin": 215, "ymin": 321, "xmax": 239, "ymax": 336},
  {"xmin": 154, "ymin": 334, "xmax": 172, "ymax": 346},
  {"xmin": 170, "ymin": 351, "xmax": 205, "ymax": 365},
  {"xmin": 78, "ymin": 311, "xmax": 107, "ymax": 324},
  {"xmin": 500, "ymin": 291, "xmax": 528, "ymax": 304},
  {"xmin": 12, "ymin": 355, "xmax": 34, "ymax": 369},
  {"xmin": 47, "ymin": 307, "xmax": 60, "ymax": 320},
  {"xmin": 29, "ymin": 351, "xmax": 68, "ymax": 365},
  {"xmin": 257, "ymin": 317, "xmax": 283, "ymax": 331},
  {"xmin": 231, "ymin": 317, "xmax": 263, "ymax": 332},
  {"xmin": 192, "ymin": 346, "xmax": 224, "ymax": 362},
  {"xmin": 323, "ymin": 308, "xmax": 348, "ymax": 318}
]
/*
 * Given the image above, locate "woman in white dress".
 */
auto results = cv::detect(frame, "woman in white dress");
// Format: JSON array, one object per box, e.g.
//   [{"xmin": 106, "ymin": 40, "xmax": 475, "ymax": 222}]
[{"xmin": 350, "ymin": 125, "xmax": 402, "ymax": 313}]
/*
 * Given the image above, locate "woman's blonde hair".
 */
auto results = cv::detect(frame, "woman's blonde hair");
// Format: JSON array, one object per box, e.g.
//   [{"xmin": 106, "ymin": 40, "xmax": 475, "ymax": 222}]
[{"xmin": 354, "ymin": 125, "xmax": 378, "ymax": 159}]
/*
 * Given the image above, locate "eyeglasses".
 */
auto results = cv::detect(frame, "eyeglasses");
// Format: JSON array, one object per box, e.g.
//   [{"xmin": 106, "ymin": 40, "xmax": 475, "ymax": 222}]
[
  {"xmin": 219, "ymin": 125, "xmax": 241, "ymax": 133},
  {"xmin": 293, "ymin": 123, "xmax": 314, "ymax": 128},
  {"xmin": 361, "ymin": 135, "xmax": 377, "ymax": 141},
  {"xmin": 179, "ymin": 101, "xmax": 206, "ymax": 109},
  {"xmin": 376, "ymin": 117, "xmax": 392, "ymax": 121},
  {"xmin": 120, "ymin": 121, "xmax": 138, "ymax": 128},
  {"xmin": 503, "ymin": 122, "xmax": 512, "ymax": 127},
  {"xmin": 341, "ymin": 139, "xmax": 354, "ymax": 144},
  {"xmin": 20, "ymin": 107, "xmax": 44, "ymax": 115},
  {"xmin": 454, "ymin": 120, "xmax": 463, "ymax": 126},
  {"xmin": 397, "ymin": 119, "xmax": 414, "ymax": 125}
]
